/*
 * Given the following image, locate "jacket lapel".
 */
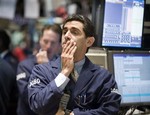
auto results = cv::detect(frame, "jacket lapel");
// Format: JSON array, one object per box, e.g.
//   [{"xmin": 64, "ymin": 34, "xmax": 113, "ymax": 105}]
[
  {"xmin": 49, "ymin": 56, "xmax": 98, "ymax": 97},
  {"xmin": 74, "ymin": 57, "xmax": 97, "ymax": 96}
]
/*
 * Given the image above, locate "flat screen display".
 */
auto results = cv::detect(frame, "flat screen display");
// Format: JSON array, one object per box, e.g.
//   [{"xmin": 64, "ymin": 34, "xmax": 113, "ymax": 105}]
[
  {"xmin": 107, "ymin": 50, "xmax": 150, "ymax": 105},
  {"xmin": 101, "ymin": 0, "xmax": 145, "ymax": 49}
]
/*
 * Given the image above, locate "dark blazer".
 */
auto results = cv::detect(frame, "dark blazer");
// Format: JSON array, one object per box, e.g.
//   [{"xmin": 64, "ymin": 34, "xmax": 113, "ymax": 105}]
[
  {"xmin": 17, "ymin": 55, "xmax": 59, "ymax": 115},
  {"xmin": 28, "ymin": 56, "xmax": 121, "ymax": 115},
  {"xmin": 17, "ymin": 55, "xmax": 38, "ymax": 115},
  {"xmin": 0, "ymin": 58, "xmax": 16, "ymax": 115},
  {"xmin": 3, "ymin": 51, "xmax": 18, "ymax": 73}
]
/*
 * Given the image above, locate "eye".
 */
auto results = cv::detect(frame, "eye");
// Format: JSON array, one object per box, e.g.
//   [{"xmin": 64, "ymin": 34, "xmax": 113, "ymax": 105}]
[
  {"xmin": 72, "ymin": 30, "xmax": 77, "ymax": 34},
  {"xmin": 62, "ymin": 30, "xmax": 67, "ymax": 35},
  {"xmin": 51, "ymin": 41, "xmax": 57, "ymax": 46},
  {"xmin": 43, "ymin": 40, "xmax": 49, "ymax": 44},
  {"xmin": 71, "ymin": 30, "xmax": 79, "ymax": 35}
]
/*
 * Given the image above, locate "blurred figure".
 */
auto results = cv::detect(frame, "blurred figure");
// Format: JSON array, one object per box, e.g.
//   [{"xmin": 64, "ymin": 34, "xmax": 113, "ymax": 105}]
[
  {"xmin": 0, "ymin": 58, "xmax": 16, "ymax": 115},
  {"xmin": 11, "ymin": 24, "xmax": 32, "ymax": 62},
  {"xmin": 16, "ymin": 24, "xmax": 62, "ymax": 115},
  {"xmin": 0, "ymin": 29, "xmax": 19, "ymax": 72},
  {"xmin": 0, "ymin": 29, "xmax": 19, "ymax": 115},
  {"xmin": 55, "ymin": 6, "xmax": 68, "ymax": 19},
  {"xmin": 12, "ymin": 46, "xmax": 26, "ymax": 62}
]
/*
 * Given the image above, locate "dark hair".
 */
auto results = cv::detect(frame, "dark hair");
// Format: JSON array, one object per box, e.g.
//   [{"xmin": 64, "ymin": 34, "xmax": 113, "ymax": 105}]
[
  {"xmin": 62, "ymin": 14, "xmax": 95, "ymax": 38},
  {"xmin": 41, "ymin": 24, "xmax": 62, "ymax": 43},
  {"xmin": 0, "ymin": 29, "xmax": 10, "ymax": 50}
]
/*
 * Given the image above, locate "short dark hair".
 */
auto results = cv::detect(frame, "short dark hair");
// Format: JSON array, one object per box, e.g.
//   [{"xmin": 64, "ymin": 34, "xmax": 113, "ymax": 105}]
[
  {"xmin": 0, "ymin": 29, "xmax": 10, "ymax": 50},
  {"xmin": 41, "ymin": 24, "xmax": 62, "ymax": 43},
  {"xmin": 62, "ymin": 14, "xmax": 95, "ymax": 38}
]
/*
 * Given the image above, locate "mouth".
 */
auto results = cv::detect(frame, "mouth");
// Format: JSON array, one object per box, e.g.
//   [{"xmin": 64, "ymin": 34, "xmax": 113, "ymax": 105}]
[{"xmin": 47, "ymin": 50, "xmax": 52, "ymax": 53}]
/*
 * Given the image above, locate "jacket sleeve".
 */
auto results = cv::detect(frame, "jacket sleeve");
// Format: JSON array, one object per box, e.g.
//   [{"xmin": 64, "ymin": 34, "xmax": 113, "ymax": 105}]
[
  {"xmin": 73, "ymin": 71, "xmax": 121, "ymax": 115},
  {"xmin": 28, "ymin": 64, "xmax": 63, "ymax": 115},
  {"xmin": 16, "ymin": 62, "xmax": 31, "ymax": 104}
]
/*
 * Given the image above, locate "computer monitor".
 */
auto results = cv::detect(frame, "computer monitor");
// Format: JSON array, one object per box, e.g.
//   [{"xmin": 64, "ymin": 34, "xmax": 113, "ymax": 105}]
[
  {"xmin": 107, "ymin": 50, "xmax": 150, "ymax": 106},
  {"xmin": 100, "ymin": 0, "xmax": 145, "ymax": 49}
]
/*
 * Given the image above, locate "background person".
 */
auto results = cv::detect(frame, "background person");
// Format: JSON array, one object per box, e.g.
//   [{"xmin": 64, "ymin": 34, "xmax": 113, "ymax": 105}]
[
  {"xmin": 0, "ymin": 29, "xmax": 19, "ymax": 72},
  {"xmin": 0, "ymin": 29, "xmax": 19, "ymax": 115},
  {"xmin": 16, "ymin": 24, "xmax": 62, "ymax": 115},
  {"xmin": 0, "ymin": 58, "xmax": 16, "ymax": 115}
]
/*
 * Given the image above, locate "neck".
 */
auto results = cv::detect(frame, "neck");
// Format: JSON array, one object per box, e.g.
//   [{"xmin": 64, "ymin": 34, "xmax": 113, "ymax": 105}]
[{"xmin": 74, "ymin": 56, "xmax": 85, "ymax": 63}]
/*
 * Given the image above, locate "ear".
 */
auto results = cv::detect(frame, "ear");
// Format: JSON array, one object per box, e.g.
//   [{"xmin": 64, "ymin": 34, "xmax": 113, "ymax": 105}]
[{"xmin": 86, "ymin": 37, "xmax": 95, "ymax": 47}]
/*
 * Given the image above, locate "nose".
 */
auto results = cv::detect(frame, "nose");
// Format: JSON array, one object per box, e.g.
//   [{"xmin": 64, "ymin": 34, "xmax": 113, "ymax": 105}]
[
  {"xmin": 64, "ymin": 31, "xmax": 71, "ymax": 42},
  {"xmin": 46, "ymin": 42, "xmax": 51, "ymax": 50}
]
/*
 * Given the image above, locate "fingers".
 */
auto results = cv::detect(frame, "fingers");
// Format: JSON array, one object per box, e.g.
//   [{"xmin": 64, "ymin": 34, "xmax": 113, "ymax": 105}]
[
  {"xmin": 39, "ymin": 48, "xmax": 43, "ymax": 52},
  {"xmin": 61, "ymin": 40, "xmax": 76, "ymax": 76},
  {"xmin": 70, "ymin": 44, "xmax": 77, "ymax": 56},
  {"xmin": 62, "ymin": 41, "xmax": 70, "ymax": 53},
  {"xmin": 62, "ymin": 40, "xmax": 76, "ymax": 55},
  {"xmin": 36, "ymin": 50, "xmax": 49, "ymax": 64},
  {"xmin": 55, "ymin": 107, "xmax": 65, "ymax": 115},
  {"xmin": 36, "ymin": 51, "xmax": 47, "ymax": 59}
]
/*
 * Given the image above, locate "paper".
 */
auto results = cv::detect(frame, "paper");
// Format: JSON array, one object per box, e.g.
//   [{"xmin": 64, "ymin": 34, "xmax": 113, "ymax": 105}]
[
  {"xmin": 24, "ymin": 0, "xmax": 39, "ymax": 19},
  {"xmin": 0, "ymin": 0, "xmax": 16, "ymax": 19}
]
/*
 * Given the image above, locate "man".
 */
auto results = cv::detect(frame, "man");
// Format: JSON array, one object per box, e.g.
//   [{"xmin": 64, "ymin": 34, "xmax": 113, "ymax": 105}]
[
  {"xmin": 0, "ymin": 29, "xmax": 19, "ymax": 72},
  {"xmin": 16, "ymin": 24, "xmax": 62, "ymax": 115},
  {"xmin": 28, "ymin": 14, "xmax": 121, "ymax": 115},
  {"xmin": 0, "ymin": 58, "xmax": 16, "ymax": 115},
  {"xmin": 0, "ymin": 29, "xmax": 18, "ymax": 115}
]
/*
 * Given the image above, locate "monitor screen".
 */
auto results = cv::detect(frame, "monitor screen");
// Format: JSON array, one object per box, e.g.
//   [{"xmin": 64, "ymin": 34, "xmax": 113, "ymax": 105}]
[
  {"xmin": 107, "ymin": 50, "xmax": 150, "ymax": 106},
  {"xmin": 101, "ymin": 0, "xmax": 145, "ymax": 49}
]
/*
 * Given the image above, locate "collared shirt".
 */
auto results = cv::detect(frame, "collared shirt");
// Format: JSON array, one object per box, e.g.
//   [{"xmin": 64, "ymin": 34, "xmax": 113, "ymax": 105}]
[
  {"xmin": 55, "ymin": 57, "xmax": 85, "ymax": 90},
  {"xmin": 74, "ymin": 57, "xmax": 85, "ymax": 76}
]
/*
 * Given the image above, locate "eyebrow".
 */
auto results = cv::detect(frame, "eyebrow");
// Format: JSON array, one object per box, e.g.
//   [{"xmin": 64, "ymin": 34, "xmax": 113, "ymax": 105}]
[{"xmin": 63, "ymin": 27, "xmax": 82, "ymax": 32}]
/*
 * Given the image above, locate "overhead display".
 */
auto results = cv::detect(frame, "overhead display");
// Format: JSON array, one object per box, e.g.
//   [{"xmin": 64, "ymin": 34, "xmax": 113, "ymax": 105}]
[{"xmin": 101, "ymin": 0, "xmax": 145, "ymax": 49}]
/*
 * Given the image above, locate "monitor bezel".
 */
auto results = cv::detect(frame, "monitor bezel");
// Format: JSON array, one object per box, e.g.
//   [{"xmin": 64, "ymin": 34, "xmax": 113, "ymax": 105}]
[
  {"xmin": 99, "ymin": 0, "xmax": 145, "ymax": 50},
  {"xmin": 107, "ymin": 50, "xmax": 150, "ymax": 106}
]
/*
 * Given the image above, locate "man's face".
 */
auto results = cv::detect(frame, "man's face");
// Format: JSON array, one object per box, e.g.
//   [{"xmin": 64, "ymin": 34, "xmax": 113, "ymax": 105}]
[
  {"xmin": 39, "ymin": 29, "xmax": 60, "ymax": 59},
  {"xmin": 62, "ymin": 21, "xmax": 88, "ymax": 61}
]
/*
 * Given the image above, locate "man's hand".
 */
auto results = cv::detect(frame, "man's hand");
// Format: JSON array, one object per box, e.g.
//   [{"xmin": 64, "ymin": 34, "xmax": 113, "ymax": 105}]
[
  {"xmin": 36, "ymin": 50, "xmax": 49, "ymax": 64},
  {"xmin": 70, "ymin": 112, "xmax": 74, "ymax": 115},
  {"xmin": 61, "ymin": 41, "xmax": 77, "ymax": 77},
  {"xmin": 55, "ymin": 107, "xmax": 65, "ymax": 115}
]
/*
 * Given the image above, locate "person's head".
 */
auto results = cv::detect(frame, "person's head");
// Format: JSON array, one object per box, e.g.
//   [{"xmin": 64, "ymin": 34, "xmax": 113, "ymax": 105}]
[
  {"xmin": 0, "ymin": 29, "xmax": 11, "ymax": 53},
  {"xmin": 62, "ymin": 14, "xmax": 95, "ymax": 62},
  {"xmin": 39, "ymin": 24, "xmax": 62, "ymax": 59}
]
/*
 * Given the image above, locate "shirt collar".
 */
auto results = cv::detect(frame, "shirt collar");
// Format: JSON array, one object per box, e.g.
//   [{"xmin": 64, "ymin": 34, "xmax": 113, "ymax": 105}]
[{"xmin": 74, "ymin": 57, "xmax": 85, "ymax": 74}]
